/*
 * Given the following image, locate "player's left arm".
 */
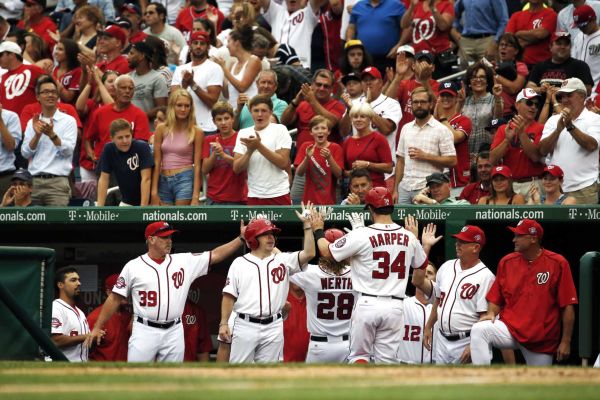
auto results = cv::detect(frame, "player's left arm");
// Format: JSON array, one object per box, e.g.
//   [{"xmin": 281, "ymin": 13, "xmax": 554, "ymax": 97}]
[
  {"xmin": 296, "ymin": 202, "xmax": 317, "ymax": 266},
  {"xmin": 556, "ymin": 304, "xmax": 575, "ymax": 362},
  {"xmin": 51, "ymin": 332, "xmax": 89, "ymax": 348},
  {"xmin": 209, "ymin": 220, "xmax": 246, "ymax": 266}
]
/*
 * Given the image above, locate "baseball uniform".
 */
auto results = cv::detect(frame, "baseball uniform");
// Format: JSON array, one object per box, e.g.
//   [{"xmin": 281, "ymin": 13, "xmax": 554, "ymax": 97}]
[
  {"xmin": 290, "ymin": 264, "xmax": 356, "ymax": 363},
  {"xmin": 433, "ymin": 259, "xmax": 495, "ymax": 364},
  {"xmin": 328, "ymin": 224, "xmax": 428, "ymax": 363},
  {"xmin": 396, "ymin": 296, "xmax": 434, "ymax": 364},
  {"xmin": 471, "ymin": 249, "xmax": 578, "ymax": 365},
  {"xmin": 112, "ymin": 251, "xmax": 211, "ymax": 362},
  {"xmin": 51, "ymin": 299, "xmax": 90, "ymax": 362},
  {"xmin": 224, "ymin": 251, "xmax": 306, "ymax": 363}
]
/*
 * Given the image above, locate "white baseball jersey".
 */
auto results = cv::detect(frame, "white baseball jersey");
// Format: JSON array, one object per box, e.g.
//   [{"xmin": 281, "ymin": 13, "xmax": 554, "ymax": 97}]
[
  {"xmin": 171, "ymin": 60, "xmax": 223, "ymax": 132},
  {"xmin": 573, "ymin": 29, "xmax": 600, "ymax": 92},
  {"xmin": 396, "ymin": 296, "xmax": 434, "ymax": 364},
  {"xmin": 113, "ymin": 252, "xmax": 211, "ymax": 322},
  {"xmin": 224, "ymin": 251, "xmax": 305, "ymax": 317},
  {"xmin": 329, "ymin": 223, "xmax": 428, "ymax": 298},
  {"xmin": 234, "ymin": 123, "xmax": 292, "ymax": 198},
  {"xmin": 290, "ymin": 264, "xmax": 356, "ymax": 337},
  {"xmin": 434, "ymin": 259, "xmax": 495, "ymax": 334},
  {"xmin": 263, "ymin": 1, "xmax": 320, "ymax": 68},
  {"xmin": 51, "ymin": 299, "xmax": 90, "ymax": 362}
]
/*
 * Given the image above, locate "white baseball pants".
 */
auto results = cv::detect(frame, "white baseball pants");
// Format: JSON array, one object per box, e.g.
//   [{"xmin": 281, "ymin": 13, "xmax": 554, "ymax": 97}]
[
  {"xmin": 470, "ymin": 320, "xmax": 553, "ymax": 365},
  {"xmin": 229, "ymin": 316, "xmax": 283, "ymax": 363},
  {"xmin": 348, "ymin": 296, "xmax": 404, "ymax": 364},
  {"xmin": 434, "ymin": 334, "xmax": 472, "ymax": 364},
  {"xmin": 306, "ymin": 336, "xmax": 350, "ymax": 363},
  {"xmin": 128, "ymin": 320, "xmax": 184, "ymax": 362}
]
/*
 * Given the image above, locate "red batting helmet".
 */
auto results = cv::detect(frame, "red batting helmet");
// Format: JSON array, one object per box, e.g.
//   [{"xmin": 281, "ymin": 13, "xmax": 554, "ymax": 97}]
[
  {"xmin": 244, "ymin": 219, "xmax": 281, "ymax": 250},
  {"xmin": 325, "ymin": 228, "xmax": 345, "ymax": 242},
  {"xmin": 364, "ymin": 187, "xmax": 393, "ymax": 209}
]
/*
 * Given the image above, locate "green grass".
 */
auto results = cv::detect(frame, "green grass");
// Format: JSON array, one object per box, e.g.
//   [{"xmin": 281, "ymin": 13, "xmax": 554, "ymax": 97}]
[{"xmin": 0, "ymin": 362, "xmax": 598, "ymax": 400}]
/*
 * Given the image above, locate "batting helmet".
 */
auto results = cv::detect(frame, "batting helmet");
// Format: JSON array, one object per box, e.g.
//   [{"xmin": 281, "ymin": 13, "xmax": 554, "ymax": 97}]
[
  {"xmin": 244, "ymin": 218, "xmax": 281, "ymax": 250},
  {"xmin": 325, "ymin": 228, "xmax": 345, "ymax": 242},
  {"xmin": 364, "ymin": 187, "xmax": 393, "ymax": 209}
]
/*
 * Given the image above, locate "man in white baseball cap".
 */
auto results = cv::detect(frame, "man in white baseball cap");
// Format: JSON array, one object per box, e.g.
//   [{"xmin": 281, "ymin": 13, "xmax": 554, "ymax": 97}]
[
  {"xmin": 540, "ymin": 77, "xmax": 600, "ymax": 204},
  {"xmin": 491, "ymin": 88, "xmax": 545, "ymax": 199}
]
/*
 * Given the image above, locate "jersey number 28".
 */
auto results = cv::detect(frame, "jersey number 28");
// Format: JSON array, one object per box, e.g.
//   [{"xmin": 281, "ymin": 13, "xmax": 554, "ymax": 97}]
[
  {"xmin": 372, "ymin": 251, "xmax": 406, "ymax": 279},
  {"xmin": 317, "ymin": 293, "xmax": 354, "ymax": 320}
]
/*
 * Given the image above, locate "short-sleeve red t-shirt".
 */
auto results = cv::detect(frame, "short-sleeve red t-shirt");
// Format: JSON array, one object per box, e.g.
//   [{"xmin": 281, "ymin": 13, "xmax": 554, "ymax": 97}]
[
  {"xmin": 293, "ymin": 141, "xmax": 344, "ymax": 205},
  {"xmin": 201, "ymin": 132, "xmax": 248, "ymax": 203},
  {"xmin": 88, "ymin": 306, "xmax": 131, "ymax": 361},
  {"xmin": 448, "ymin": 113, "xmax": 472, "ymax": 187},
  {"xmin": 490, "ymin": 121, "xmax": 545, "ymax": 179},
  {"xmin": 18, "ymin": 17, "xmax": 58, "ymax": 50},
  {"xmin": 283, "ymin": 293, "xmax": 309, "ymax": 362},
  {"xmin": 175, "ymin": 6, "xmax": 225, "ymax": 35},
  {"xmin": 53, "ymin": 66, "xmax": 83, "ymax": 97},
  {"xmin": 505, "ymin": 8, "xmax": 557, "ymax": 65},
  {"xmin": 0, "ymin": 64, "xmax": 47, "ymax": 113},
  {"xmin": 342, "ymin": 131, "xmax": 393, "ymax": 188},
  {"xmin": 411, "ymin": 0, "xmax": 454, "ymax": 53},
  {"xmin": 486, "ymin": 249, "xmax": 578, "ymax": 353},
  {"xmin": 96, "ymin": 55, "xmax": 131, "ymax": 75},
  {"xmin": 182, "ymin": 301, "xmax": 212, "ymax": 362}
]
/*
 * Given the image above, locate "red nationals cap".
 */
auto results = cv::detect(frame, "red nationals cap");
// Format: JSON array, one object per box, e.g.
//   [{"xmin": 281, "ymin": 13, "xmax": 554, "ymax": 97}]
[
  {"xmin": 491, "ymin": 165, "xmax": 512, "ymax": 178},
  {"xmin": 189, "ymin": 31, "xmax": 210, "ymax": 44},
  {"xmin": 145, "ymin": 221, "xmax": 178, "ymax": 239},
  {"xmin": 543, "ymin": 164, "xmax": 564, "ymax": 179},
  {"xmin": 508, "ymin": 219, "xmax": 544, "ymax": 239},
  {"xmin": 361, "ymin": 66, "xmax": 382, "ymax": 80},
  {"xmin": 452, "ymin": 225, "xmax": 486, "ymax": 246},
  {"xmin": 573, "ymin": 4, "xmax": 596, "ymax": 28}
]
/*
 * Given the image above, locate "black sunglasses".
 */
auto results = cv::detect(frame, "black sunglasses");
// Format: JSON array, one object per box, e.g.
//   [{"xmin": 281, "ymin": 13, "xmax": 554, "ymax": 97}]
[{"xmin": 524, "ymin": 99, "xmax": 538, "ymax": 107}]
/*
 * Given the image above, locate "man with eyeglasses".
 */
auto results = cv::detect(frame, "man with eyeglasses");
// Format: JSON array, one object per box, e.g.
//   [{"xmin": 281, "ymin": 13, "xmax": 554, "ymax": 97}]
[
  {"xmin": 0, "ymin": 41, "xmax": 46, "ymax": 114},
  {"xmin": 393, "ymin": 87, "xmax": 456, "ymax": 204},
  {"xmin": 540, "ymin": 77, "xmax": 600, "ymax": 204},
  {"xmin": 21, "ymin": 75, "xmax": 77, "ymax": 206},
  {"xmin": 86, "ymin": 220, "xmax": 248, "ymax": 362},
  {"xmin": 490, "ymin": 88, "xmax": 545, "ymax": 199}
]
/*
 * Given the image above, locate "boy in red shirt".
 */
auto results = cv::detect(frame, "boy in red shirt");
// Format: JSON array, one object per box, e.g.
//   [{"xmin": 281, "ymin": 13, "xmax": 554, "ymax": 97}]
[
  {"xmin": 202, "ymin": 102, "xmax": 247, "ymax": 204},
  {"xmin": 470, "ymin": 219, "xmax": 577, "ymax": 365},
  {"xmin": 294, "ymin": 116, "xmax": 344, "ymax": 205}
]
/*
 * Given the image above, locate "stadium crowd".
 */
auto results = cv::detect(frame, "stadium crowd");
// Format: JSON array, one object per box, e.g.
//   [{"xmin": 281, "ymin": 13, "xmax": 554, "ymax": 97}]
[{"xmin": 0, "ymin": 0, "xmax": 599, "ymax": 207}]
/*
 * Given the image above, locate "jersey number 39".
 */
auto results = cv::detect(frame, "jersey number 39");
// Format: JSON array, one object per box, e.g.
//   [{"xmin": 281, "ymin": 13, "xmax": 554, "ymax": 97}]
[
  {"xmin": 139, "ymin": 290, "xmax": 157, "ymax": 307},
  {"xmin": 372, "ymin": 251, "xmax": 406, "ymax": 279}
]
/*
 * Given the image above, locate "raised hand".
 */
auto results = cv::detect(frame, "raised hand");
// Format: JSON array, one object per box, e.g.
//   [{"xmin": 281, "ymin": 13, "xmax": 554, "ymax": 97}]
[
  {"xmin": 404, "ymin": 215, "xmax": 418, "ymax": 238},
  {"xmin": 421, "ymin": 223, "xmax": 443, "ymax": 249},
  {"xmin": 347, "ymin": 212, "xmax": 365, "ymax": 230}
]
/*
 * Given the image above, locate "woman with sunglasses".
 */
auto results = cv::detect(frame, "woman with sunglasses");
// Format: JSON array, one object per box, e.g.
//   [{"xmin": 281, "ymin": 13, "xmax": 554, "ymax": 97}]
[
  {"xmin": 528, "ymin": 165, "xmax": 576, "ymax": 205},
  {"xmin": 478, "ymin": 165, "xmax": 525, "ymax": 205},
  {"xmin": 494, "ymin": 33, "xmax": 528, "ymax": 118},
  {"xmin": 462, "ymin": 61, "xmax": 504, "ymax": 162}
]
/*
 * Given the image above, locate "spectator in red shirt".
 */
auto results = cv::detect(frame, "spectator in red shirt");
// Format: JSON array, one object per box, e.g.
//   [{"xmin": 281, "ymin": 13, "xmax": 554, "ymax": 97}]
[
  {"xmin": 495, "ymin": 33, "xmax": 529, "ymax": 118},
  {"xmin": 202, "ymin": 101, "xmax": 248, "ymax": 205},
  {"xmin": 343, "ymin": 103, "xmax": 393, "ymax": 188},
  {"xmin": 458, "ymin": 150, "xmax": 492, "ymax": 205},
  {"xmin": 433, "ymin": 81, "xmax": 472, "ymax": 197},
  {"xmin": 84, "ymin": 75, "xmax": 151, "ymax": 169},
  {"xmin": 478, "ymin": 165, "xmax": 526, "ymax": 205},
  {"xmin": 182, "ymin": 299, "xmax": 212, "ymax": 362},
  {"xmin": 52, "ymin": 39, "xmax": 82, "ymax": 105},
  {"xmin": 88, "ymin": 274, "xmax": 131, "ymax": 361},
  {"xmin": 0, "ymin": 41, "xmax": 46, "ymax": 114},
  {"xmin": 490, "ymin": 88, "xmax": 545, "ymax": 199},
  {"xmin": 505, "ymin": 0, "xmax": 557, "ymax": 68},
  {"xmin": 294, "ymin": 115, "xmax": 344, "ymax": 205},
  {"xmin": 176, "ymin": 0, "xmax": 225, "ymax": 38},
  {"xmin": 17, "ymin": 0, "xmax": 58, "ymax": 51},
  {"xmin": 400, "ymin": 0, "xmax": 455, "ymax": 78},
  {"xmin": 95, "ymin": 25, "xmax": 131, "ymax": 75},
  {"xmin": 471, "ymin": 219, "xmax": 578, "ymax": 365},
  {"xmin": 281, "ymin": 69, "xmax": 346, "ymax": 149}
]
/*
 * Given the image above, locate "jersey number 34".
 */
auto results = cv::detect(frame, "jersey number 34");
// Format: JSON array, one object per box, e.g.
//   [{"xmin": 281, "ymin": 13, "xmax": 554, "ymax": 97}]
[{"xmin": 372, "ymin": 251, "xmax": 406, "ymax": 279}]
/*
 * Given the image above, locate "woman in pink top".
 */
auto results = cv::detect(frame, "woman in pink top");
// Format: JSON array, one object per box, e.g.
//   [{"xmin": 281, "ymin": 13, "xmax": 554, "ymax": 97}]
[{"xmin": 151, "ymin": 89, "xmax": 204, "ymax": 205}]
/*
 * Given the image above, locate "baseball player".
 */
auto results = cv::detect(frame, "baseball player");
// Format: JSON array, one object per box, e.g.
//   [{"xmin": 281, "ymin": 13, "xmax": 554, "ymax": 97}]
[
  {"xmin": 396, "ymin": 261, "xmax": 437, "ymax": 364},
  {"xmin": 315, "ymin": 187, "xmax": 429, "ymax": 364},
  {"xmin": 290, "ymin": 228, "xmax": 356, "ymax": 363},
  {"xmin": 51, "ymin": 267, "xmax": 91, "ymax": 362},
  {"xmin": 471, "ymin": 219, "xmax": 578, "ymax": 365},
  {"xmin": 87, "ymin": 274, "xmax": 131, "ymax": 361},
  {"xmin": 219, "ymin": 205, "xmax": 316, "ymax": 363},
  {"xmin": 415, "ymin": 225, "xmax": 495, "ymax": 364},
  {"xmin": 86, "ymin": 220, "xmax": 246, "ymax": 362}
]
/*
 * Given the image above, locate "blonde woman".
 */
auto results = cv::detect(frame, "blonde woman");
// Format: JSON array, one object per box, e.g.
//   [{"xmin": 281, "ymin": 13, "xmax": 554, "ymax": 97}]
[{"xmin": 151, "ymin": 89, "xmax": 204, "ymax": 205}]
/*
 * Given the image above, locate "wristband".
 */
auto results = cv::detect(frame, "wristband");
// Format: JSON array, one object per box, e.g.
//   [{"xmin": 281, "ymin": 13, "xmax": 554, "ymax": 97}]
[{"xmin": 314, "ymin": 229, "xmax": 325, "ymax": 241}]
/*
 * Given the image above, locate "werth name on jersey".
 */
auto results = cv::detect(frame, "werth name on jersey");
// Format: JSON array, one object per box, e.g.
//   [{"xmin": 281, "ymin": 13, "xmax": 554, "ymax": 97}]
[
  {"xmin": 320, "ymin": 277, "xmax": 353, "ymax": 290},
  {"xmin": 368, "ymin": 232, "xmax": 409, "ymax": 248}
]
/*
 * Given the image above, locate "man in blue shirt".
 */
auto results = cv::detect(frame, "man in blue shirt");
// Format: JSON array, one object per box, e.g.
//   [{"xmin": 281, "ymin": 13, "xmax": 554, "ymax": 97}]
[
  {"xmin": 453, "ymin": 0, "xmax": 509, "ymax": 65},
  {"xmin": 346, "ymin": 0, "xmax": 406, "ymax": 74},
  {"xmin": 97, "ymin": 119, "xmax": 154, "ymax": 207}
]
